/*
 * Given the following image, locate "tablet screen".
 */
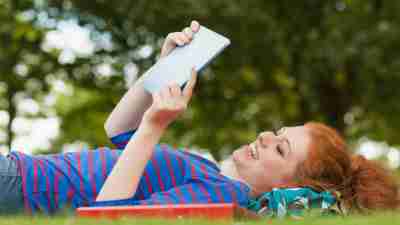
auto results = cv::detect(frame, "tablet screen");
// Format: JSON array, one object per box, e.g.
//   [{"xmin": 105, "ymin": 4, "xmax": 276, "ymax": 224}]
[{"xmin": 142, "ymin": 26, "xmax": 230, "ymax": 94}]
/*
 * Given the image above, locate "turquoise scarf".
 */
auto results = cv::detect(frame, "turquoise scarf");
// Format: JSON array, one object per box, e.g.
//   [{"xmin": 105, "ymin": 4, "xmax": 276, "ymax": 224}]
[{"xmin": 247, "ymin": 187, "xmax": 346, "ymax": 218}]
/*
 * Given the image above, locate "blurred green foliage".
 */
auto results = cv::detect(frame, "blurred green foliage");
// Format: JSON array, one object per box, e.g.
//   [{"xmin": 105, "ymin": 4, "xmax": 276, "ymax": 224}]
[
  {"xmin": 0, "ymin": 0, "xmax": 55, "ymax": 148},
  {"xmin": 1, "ymin": 0, "xmax": 400, "ymax": 159}
]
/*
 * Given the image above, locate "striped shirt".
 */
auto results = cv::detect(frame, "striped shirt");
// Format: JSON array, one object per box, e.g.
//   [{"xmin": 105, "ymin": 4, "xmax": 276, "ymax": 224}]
[{"xmin": 10, "ymin": 130, "xmax": 250, "ymax": 214}]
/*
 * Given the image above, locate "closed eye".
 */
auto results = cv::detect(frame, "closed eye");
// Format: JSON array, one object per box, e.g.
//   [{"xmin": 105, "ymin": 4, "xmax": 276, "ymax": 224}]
[{"xmin": 277, "ymin": 145, "xmax": 284, "ymax": 157}]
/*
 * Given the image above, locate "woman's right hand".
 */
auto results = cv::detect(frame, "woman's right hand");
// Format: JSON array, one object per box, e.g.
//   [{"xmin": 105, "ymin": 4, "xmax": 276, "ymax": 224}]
[
  {"xmin": 142, "ymin": 69, "xmax": 197, "ymax": 131},
  {"xmin": 160, "ymin": 20, "xmax": 201, "ymax": 58}
]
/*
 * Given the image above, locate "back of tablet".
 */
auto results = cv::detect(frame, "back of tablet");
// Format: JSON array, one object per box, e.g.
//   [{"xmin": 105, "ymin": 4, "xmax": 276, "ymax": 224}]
[{"xmin": 142, "ymin": 26, "xmax": 230, "ymax": 94}]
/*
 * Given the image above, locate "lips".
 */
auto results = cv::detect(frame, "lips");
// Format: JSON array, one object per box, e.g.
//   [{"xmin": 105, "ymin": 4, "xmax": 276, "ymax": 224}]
[
  {"xmin": 244, "ymin": 145, "xmax": 251, "ymax": 159},
  {"xmin": 245, "ymin": 143, "xmax": 258, "ymax": 160}
]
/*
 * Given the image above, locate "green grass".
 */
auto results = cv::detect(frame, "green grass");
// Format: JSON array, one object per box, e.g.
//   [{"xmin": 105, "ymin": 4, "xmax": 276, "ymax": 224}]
[{"xmin": 1, "ymin": 212, "xmax": 400, "ymax": 225}]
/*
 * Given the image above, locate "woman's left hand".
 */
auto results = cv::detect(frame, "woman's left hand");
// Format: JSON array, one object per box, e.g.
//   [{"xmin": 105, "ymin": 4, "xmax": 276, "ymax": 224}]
[{"xmin": 160, "ymin": 20, "xmax": 200, "ymax": 58}]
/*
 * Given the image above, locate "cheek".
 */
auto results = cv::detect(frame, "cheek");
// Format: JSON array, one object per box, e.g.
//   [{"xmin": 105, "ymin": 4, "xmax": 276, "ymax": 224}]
[
  {"xmin": 260, "ymin": 157, "xmax": 285, "ymax": 171},
  {"xmin": 247, "ymin": 160, "xmax": 281, "ymax": 180},
  {"xmin": 259, "ymin": 158, "xmax": 293, "ymax": 180},
  {"xmin": 237, "ymin": 161, "xmax": 265, "ymax": 181},
  {"xmin": 248, "ymin": 162, "xmax": 286, "ymax": 192}
]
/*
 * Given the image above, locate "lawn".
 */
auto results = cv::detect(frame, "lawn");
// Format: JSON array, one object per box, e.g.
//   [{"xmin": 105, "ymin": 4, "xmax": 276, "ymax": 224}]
[{"xmin": 1, "ymin": 212, "xmax": 400, "ymax": 225}]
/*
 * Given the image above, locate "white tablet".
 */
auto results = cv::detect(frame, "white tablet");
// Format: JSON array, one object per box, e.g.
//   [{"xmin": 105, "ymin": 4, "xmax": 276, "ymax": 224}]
[{"xmin": 141, "ymin": 25, "xmax": 231, "ymax": 94}]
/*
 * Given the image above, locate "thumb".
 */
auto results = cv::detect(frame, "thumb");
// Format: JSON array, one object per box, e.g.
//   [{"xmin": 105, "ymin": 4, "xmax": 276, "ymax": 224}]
[{"xmin": 183, "ymin": 68, "xmax": 197, "ymax": 102}]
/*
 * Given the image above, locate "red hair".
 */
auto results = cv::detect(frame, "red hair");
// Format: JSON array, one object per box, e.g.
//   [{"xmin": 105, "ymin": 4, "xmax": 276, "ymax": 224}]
[{"xmin": 293, "ymin": 122, "xmax": 399, "ymax": 212}]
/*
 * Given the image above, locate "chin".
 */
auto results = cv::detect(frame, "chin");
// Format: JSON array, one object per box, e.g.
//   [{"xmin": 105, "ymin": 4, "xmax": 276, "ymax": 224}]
[
  {"xmin": 232, "ymin": 149, "xmax": 241, "ymax": 162},
  {"xmin": 233, "ymin": 150, "xmax": 248, "ymax": 168}
]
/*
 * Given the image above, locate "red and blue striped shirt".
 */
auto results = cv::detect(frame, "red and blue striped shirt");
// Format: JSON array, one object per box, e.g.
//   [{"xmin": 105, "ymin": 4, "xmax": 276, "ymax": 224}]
[{"xmin": 10, "ymin": 130, "xmax": 250, "ymax": 214}]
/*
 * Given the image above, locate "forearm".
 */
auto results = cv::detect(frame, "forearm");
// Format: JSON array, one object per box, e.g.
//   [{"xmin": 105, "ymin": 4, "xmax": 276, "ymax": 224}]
[
  {"xmin": 104, "ymin": 21, "xmax": 199, "ymax": 138},
  {"xmin": 104, "ymin": 78, "xmax": 152, "ymax": 138},
  {"xmin": 96, "ymin": 122, "xmax": 165, "ymax": 201}
]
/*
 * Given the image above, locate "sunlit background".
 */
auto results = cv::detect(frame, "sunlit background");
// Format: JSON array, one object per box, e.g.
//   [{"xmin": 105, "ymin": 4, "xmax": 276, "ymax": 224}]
[{"xmin": 1, "ymin": 0, "xmax": 400, "ymax": 170}]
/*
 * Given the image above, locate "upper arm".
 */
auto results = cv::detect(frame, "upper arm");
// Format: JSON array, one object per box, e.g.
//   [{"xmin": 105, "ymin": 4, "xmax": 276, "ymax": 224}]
[
  {"xmin": 93, "ymin": 181, "xmax": 249, "ymax": 207},
  {"xmin": 93, "ymin": 183, "xmax": 217, "ymax": 207}
]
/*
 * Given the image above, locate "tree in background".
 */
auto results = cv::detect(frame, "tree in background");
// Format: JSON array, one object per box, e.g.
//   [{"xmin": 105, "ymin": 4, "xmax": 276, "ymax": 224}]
[
  {"xmin": 2, "ymin": 0, "xmax": 400, "ymax": 161},
  {"xmin": 0, "ymin": 0, "xmax": 120, "ymax": 152},
  {"xmin": 46, "ymin": 0, "xmax": 400, "ymax": 159},
  {"xmin": 0, "ymin": 0, "xmax": 56, "ymax": 150}
]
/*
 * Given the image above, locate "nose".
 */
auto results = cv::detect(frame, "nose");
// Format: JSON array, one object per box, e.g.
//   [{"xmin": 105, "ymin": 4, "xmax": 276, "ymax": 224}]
[{"xmin": 257, "ymin": 131, "xmax": 279, "ymax": 147}]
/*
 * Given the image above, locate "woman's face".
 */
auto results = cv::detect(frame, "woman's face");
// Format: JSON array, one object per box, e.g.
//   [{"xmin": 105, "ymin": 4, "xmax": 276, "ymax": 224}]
[{"xmin": 232, "ymin": 125, "xmax": 311, "ymax": 194}]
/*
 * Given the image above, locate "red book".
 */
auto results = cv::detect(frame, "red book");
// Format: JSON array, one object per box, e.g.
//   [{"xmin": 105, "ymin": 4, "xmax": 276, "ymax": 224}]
[{"xmin": 76, "ymin": 203, "xmax": 259, "ymax": 220}]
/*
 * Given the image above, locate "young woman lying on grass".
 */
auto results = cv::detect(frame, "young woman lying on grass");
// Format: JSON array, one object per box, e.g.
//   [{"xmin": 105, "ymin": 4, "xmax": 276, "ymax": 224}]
[{"xmin": 1, "ymin": 21, "xmax": 398, "ymax": 215}]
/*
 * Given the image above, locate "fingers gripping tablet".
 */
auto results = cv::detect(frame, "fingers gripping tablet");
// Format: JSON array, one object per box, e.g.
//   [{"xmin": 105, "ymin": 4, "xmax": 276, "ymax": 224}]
[{"xmin": 142, "ymin": 26, "xmax": 230, "ymax": 94}]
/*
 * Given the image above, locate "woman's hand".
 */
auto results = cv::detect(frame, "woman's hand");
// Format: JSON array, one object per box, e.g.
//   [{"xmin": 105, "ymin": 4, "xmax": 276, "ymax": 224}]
[
  {"xmin": 160, "ymin": 20, "xmax": 200, "ymax": 58},
  {"xmin": 142, "ymin": 69, "xmax": 197, "ymax": 131}
]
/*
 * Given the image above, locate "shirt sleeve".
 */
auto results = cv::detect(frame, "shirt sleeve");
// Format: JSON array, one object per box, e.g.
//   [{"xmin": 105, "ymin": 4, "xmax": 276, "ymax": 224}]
[
  {"xmin": 110, "ymin": 129, "xmax": 137, "ymax": 149},
  {"xmin": 91, "ymin": 184, "xmax": 212, "ymax": 207},
  {"xmin": 92, "ymin": 182, "xmax": 248, "ymax": 207},
  {"xmin": 135, "ymin": 183, "xmax": 215, "ymax": 205}
]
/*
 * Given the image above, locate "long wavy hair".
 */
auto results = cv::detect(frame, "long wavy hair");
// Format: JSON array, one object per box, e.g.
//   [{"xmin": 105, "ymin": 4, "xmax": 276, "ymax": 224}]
[{"xmin": 293, "ymin": 122, "xmax": 399, "ymax": 212}]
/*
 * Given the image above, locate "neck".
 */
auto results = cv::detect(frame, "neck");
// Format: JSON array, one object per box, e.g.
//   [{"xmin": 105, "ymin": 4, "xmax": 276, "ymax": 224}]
[
  {"xmin": 220, "ymin": 157, "xmax": 241, "ymax": 179},
  {"xmin": 219, "ymin": 157, "xmax": 256, "ymax": 194},
  {"xmin": 219, "ymin": 157, "xmax": 263, "ymax": 198}
]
